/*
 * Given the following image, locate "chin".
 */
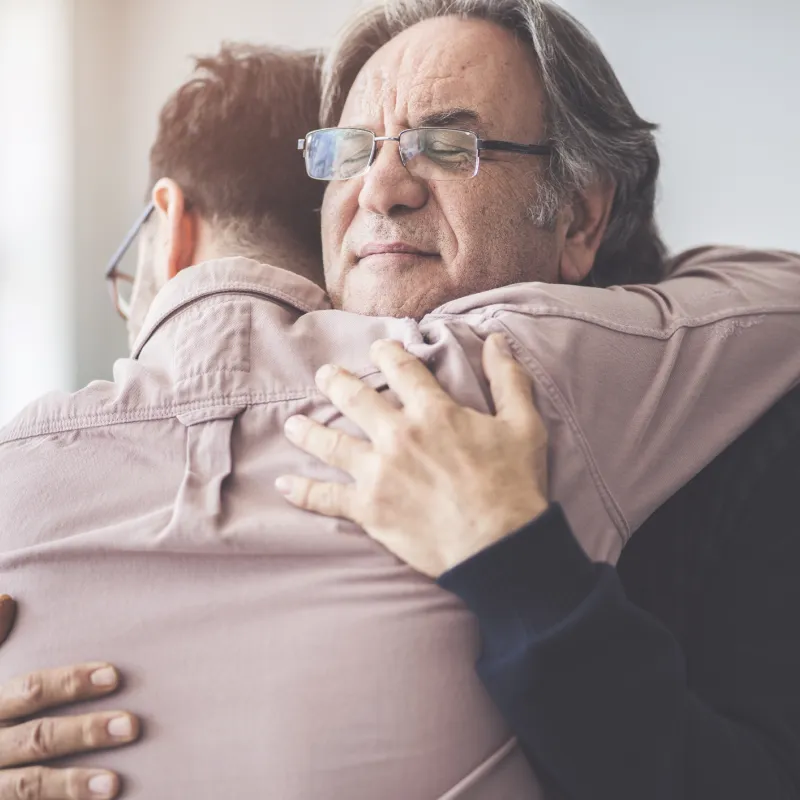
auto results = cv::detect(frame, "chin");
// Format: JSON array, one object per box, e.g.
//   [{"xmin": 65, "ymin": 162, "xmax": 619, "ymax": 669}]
[
  {"xmin": 337, "ymin": 279, "xmax": 449, "ymax": 319},
  {"xmin": 340, "ymin": 297, "xmax": 433, "ymax": 319}
]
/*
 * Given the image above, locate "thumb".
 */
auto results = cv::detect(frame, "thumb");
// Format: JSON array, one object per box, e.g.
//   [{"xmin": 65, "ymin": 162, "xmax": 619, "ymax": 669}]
[{"xmin": 482, "ymin": 334, "xmax": 537, "ymax": 426}]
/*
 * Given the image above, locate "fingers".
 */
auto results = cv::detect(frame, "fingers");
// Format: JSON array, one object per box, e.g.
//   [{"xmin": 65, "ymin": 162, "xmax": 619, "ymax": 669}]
[
  {"xmin": 314, "ymin": 364, "xmax": 401, "ymax": 442},
  {"xmin": 284, "ymin": 416, "xmax": 369, "ymax": 473},
  {"xmin": 0, "ymin": 711, "xmax": 139, "ymax": 769},
  {"xmin": 276, "ymin": 475, "xmax": 359, "ymax": 523},
  {"xmin": 0, "ymin": 596, "xmax": 16, "ymax": 646},
  {"xmin": 367, "ymin": 340, "xmax": 451, "ymax": 412},
  {"xmin": 482, "ymin": 334, "xmax": 540, "ymax": 433},
  {"xmin": 0, "ymin": 766, "xmax": 120, "ymax": 800},
  {"xmin": 0, "ymin": 664, "xmax": 121, "ymax": 722}
]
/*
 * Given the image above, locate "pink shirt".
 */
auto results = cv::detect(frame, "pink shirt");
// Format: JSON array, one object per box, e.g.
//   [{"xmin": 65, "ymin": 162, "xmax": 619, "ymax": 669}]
[{"xmin": 0, "ymin": 246, "xmax": 798, "ymax": 799}]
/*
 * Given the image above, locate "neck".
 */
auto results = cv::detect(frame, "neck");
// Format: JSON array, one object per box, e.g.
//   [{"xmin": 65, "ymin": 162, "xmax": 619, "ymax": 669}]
[
  {"xmin": 243, "ymin": 238, "xmax": 323, "ymax": 287},
  {"xmin": 196, "ymin": 218, "xmax": 324, "ymax": 287}
]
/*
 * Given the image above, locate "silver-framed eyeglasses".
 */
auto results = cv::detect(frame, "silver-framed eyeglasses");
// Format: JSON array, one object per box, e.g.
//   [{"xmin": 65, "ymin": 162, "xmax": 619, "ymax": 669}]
[{"xmin": 298, "ymin": 127, "xmax": 553, "ymax": 182}]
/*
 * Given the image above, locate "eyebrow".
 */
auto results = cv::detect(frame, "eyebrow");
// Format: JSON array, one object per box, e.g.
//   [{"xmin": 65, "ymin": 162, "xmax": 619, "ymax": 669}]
[{"xmin": 414, "ymin": 108, "xmax": 487, "ymax": 136}]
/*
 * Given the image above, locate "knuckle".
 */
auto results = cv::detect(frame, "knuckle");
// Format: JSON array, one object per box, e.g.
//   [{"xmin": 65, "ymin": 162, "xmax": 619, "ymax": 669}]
[
  {"xmin": 393, "ymin": 357, "xmax": 424, "ymax": 383},
  {"xmin": 295, "ymin": 478, "xmax": 313, "ymax": 509},
  {"xmin": 310, "ymin": 481, "xmax": 335, "ymax": 512},
  {"xmin": 434, "ymin": 399, "xmax": 459, "ymax": 424},
  {"xmin": 341, "ymin": 379, "xmax": 370, "ymax": 409},
  {"xmin": 392, "ymin": 417, "xmax": 416, "ymax": 441},
  {"xmin": 323, "ymin": 429, "xmax": 348, "ymax": 461},
  {"xmin": 64, "ymin": 768, "xmax": 87, "ymax": 799},
  {"xmin": 58, "ymin": 670, "xmax": 81, "ymax": 702},
  {"xmin": 25, "ymin": 719, "xmax": 55, "ymax": 760},
  {"xmin": 414, "ymin": 393, "xmax": 450, "ymax": 425},
  {"xmin": 82, "ymin": 715, "xmax": 107, "ymax": 748},
  {"xmin": 13, "ymin": 767, "xmax": 44, "ymax": 800},
  {"xmin": 388, "ymin": 347, "xmax": 413, "ymax": 369},
  {"xmin": 19, "ymin": 675, "xmax": 44, "ymax": 705},
  {"xmin": 406, "ymin": 417, "xmax": 435, "ymax": 444},
  {"xmin": 383, "ymin": 424, "xmax": 410, "ymax": 455}
]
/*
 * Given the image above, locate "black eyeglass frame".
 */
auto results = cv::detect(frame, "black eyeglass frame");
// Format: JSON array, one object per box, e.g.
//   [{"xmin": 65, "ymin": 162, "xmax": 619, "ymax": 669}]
[
  {"xmin": 104, "ymin": 201, "xmax": 155, "ymax": 320},
  {"xmin": 297, "ymin": 127, "xmax": 553, "ymax": 181}
]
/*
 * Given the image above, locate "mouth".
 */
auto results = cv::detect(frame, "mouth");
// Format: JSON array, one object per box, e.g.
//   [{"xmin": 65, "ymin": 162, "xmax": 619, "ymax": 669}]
[{"xmin": 356, "ymin": 242, "xmax": 438, "ymax": 261}]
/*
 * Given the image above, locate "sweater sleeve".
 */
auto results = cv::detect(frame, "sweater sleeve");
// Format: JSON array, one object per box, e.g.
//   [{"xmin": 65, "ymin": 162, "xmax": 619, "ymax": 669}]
[{"xmin": 438, "ymin": 488, "xmax": 800, "ymax": 799}]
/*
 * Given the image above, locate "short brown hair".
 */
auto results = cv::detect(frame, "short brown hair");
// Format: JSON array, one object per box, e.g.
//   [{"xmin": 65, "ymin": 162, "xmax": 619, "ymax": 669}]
[{"xmin": 149, "ymin": 43, "xmax": 324, "ymax": 260}]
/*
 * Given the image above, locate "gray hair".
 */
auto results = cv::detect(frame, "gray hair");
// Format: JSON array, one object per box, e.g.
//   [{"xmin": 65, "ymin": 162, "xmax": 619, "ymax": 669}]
[{"xmin": 321, "ymin": 0, "xmax": 667, "ymax": 286}]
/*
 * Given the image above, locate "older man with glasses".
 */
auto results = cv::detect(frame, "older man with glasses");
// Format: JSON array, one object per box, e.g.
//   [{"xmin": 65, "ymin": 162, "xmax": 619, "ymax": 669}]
[{"xmin": 1, "ymin": 5, "xmax": 800, "ymax": 800}]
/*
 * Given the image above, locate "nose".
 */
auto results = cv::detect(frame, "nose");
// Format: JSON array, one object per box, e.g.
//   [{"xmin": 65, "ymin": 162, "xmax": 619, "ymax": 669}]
[{"xmin": 358, "ymin": 137, "xmax": 429, "ymax": 217}]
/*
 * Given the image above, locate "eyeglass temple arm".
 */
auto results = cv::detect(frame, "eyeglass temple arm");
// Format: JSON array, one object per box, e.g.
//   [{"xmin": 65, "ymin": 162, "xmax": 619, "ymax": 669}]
[
  {"xmin": 104, "ymin": 201, "xmax": 156, "ymax": 279},
  {"xmin": 479, "ymin": 140, "xmax": 553, "ymax": 156}
]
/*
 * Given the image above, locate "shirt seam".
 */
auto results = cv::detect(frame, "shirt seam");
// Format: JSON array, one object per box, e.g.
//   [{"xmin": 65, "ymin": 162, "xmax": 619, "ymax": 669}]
[
  {"xmin": 133, "ymin": 283, "xmax": 325, "ymax": 360},
  {"xmin": 424, "ymin": 303, "xmax": 800, "ymax": 338},
  {"xmin": 0, "ymin": 394, "xmax": 302, "ymax": 443},
  {"xmin": 0, "ymin": 380, "xmax": 385, "ymax": 444}
]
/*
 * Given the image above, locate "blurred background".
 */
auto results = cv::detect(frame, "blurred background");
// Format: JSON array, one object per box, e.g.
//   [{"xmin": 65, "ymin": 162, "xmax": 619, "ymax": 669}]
[{"xmin": 1, "ymin": 0, "xmax": 798, "ymax": 423}]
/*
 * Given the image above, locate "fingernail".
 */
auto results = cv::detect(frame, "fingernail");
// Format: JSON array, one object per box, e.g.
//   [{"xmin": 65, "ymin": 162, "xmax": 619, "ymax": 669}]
[
  {"xmin": 90, "ymin": 667, "xmax": 117, "ymax": 687},
  {"xmin": 315, "ymin": 364, "xmax": 338, "ymax": 385},
  {"xmin": 275, "ymin": 476, "xmax": 292, "ymax": 496},
  {"xmin": 107, "ymin": 715, "xmax": 134, "ymax": 738},
  {"xmin": 284, "ymin": 415, "xmax": 306, "ymax": 436},
  {"xmin": 88, "ymin": 772, "xmax": 117, "ymax": 797}
]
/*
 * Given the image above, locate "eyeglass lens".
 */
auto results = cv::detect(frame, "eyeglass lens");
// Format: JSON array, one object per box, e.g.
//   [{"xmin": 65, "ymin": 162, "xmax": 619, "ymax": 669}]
[{"xmin": 304, "ymin": 128, "xmax": 479, "ymax": 181}]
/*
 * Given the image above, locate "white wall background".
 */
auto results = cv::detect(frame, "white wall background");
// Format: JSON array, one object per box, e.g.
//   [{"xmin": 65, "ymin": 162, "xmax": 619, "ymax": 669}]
[
  {"xmin": 559, "ymin": 0, "xmax": 800, "ymax": 254},
  {"xmin": 1, "ymin": 0, "xmax": 799, "ymax": 422},
  {"xmin": 0, "ymin": 0, "xmax": 74, "ymax": 422}
]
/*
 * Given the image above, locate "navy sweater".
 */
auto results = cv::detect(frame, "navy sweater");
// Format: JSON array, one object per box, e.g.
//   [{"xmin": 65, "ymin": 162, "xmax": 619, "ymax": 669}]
[{"xmin": 439, "ymin": 386, "xmax": 800, "ymax": 799}]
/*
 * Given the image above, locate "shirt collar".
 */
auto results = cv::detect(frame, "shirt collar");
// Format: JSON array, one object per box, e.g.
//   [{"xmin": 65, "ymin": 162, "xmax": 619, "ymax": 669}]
[{"xmin": 131, "ymin": 256, "xmax": 331, "ymax": 359}]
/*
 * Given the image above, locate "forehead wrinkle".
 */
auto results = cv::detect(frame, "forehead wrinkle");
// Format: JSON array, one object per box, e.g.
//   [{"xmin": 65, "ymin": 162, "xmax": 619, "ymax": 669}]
[
  {"xmin": 389, "ymin": 31, "xmax": 489, "ymax": 120},
  {"xmin": 342, "ymin": 18, "xmax": 544, "ymax": 138},
  {"xmin": 405, "ymin": 78, "xmax": 505, "ymax": 139},
  {"xmin": 342, "ymin": 63, "xmax": 393, "ymax": 127},
  {"xmin": 403, "ymin": 40, "xmax": 515, "ymax": 123}
]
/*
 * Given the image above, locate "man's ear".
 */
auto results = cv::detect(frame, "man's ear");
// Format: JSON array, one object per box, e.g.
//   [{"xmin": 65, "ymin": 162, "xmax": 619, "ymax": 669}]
[
  {"xmin": 559, "ymin": 179, "xmax": 616, "ymax": 284},
  {"xmin": 151, "ymin": 178, "xmax": 198, "ymax": 280}
]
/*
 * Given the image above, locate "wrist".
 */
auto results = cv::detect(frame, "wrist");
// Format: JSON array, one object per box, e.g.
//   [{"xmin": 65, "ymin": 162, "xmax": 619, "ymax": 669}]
[{"xmin": 444, "ymin": 495, "xmax": 549, "ymax": 572}]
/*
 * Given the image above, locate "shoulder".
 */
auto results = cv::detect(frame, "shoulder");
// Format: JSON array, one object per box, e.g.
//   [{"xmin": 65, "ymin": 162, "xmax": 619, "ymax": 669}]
[{"xmin": 0, "ymin": 358, "xmax": 173, "ymax": 445}]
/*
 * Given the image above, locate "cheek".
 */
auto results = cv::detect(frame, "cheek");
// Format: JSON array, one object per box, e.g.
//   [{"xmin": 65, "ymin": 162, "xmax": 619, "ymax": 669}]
[
  {"xmin": 321, "ymin": 183, "xmax": 359, "ymax": 275},
  {"xmin": 427, "ymin": 184, "xmax": 476, "ymax": 256},
  {"xmin": 432, "ymin": 182, "xmax": 496, "ymax": 263},
  {"xmin": 438, "ymin": 170, "xmax": 559, "ymax": 283}
]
